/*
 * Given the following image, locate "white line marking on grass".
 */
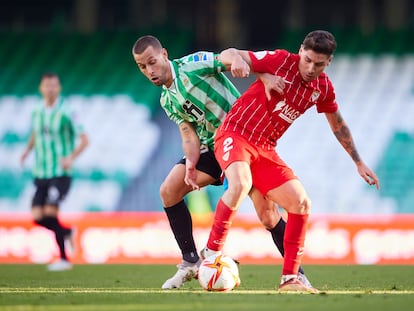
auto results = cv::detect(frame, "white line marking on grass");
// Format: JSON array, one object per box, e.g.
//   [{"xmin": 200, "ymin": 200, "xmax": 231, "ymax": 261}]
[{"xmin": 1, "ymin": 288, "xmax": 414, "ymax": 295}]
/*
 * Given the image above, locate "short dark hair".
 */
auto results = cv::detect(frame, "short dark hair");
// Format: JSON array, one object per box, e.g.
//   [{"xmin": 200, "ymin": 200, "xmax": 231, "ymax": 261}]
[
  {"xmin": 42, "ymin": 71, "xmax": 59, "ymax": 79},
  {"xmin": 132, "ymin": 35, "xmax": 163, "ymax": 54},
  {"xmin": 302, "ymin": 30, "xmax": 337, "ymax": 56},
  {"xmin": 40, "ymin": 72, "xmax": 59, "ymax": 82}
]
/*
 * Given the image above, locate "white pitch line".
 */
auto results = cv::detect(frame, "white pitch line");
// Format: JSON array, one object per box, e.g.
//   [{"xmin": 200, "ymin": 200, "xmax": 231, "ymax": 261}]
[{"xmin": 1, "ymin": 288, "xmax": 414, "ymax": 295}]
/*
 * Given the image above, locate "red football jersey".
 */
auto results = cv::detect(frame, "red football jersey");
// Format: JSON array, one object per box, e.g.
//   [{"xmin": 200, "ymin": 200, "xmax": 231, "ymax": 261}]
[{"xmin": 220, "ymin": 49, "xmax": 338, "ymax": 150}]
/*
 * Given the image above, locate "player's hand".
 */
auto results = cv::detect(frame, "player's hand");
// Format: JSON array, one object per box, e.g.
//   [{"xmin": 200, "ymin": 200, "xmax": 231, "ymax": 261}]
[
  {"xmin": 20, "ymin": 151, "xmax": 28, "ymax": 166},
  {"xmin": 230, "ymin": 56, "xmax": 250, "ymax": 78},
  {"xmin": 260, "ymin": 74, "xmax": 288, "ymax": 100},
  {"xmin": 61, "ymin": 156, "xmax": 74, "ymax": 170},
  {"xmin": 184, "ymin": 165, "xmax": 199, "ymax": 191},
  {"xmin": 357, "ymin": 162, "xmax": 380, "ymax": 190}
]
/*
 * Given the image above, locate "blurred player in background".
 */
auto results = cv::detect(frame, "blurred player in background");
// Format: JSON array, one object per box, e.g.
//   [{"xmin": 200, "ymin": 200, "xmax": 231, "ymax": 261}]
[
  {"xmin": 132, "ymin": 35, "xmax": 313, "ymax": 289},
  {"xmin": 20, "ymin": 72, "xmax": 89, "ymax": 271},
  {"xmin": 200, "ymin": 30, "xmax": 380, "ymax": 293}
]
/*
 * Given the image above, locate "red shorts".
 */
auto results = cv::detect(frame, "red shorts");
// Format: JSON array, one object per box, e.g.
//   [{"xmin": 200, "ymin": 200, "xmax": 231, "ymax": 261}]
[{"xmin": 214, "ymin": 131, "xmax": 297, "ymax": 195}]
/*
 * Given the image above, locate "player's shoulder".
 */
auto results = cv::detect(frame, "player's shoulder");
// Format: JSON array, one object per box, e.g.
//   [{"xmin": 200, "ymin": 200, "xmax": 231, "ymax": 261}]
[
  {"xmin": 57, "ymin": 97, "xmax": 70, "ymax": 109},
  {"xmin": 31, "ymin": 99, "xmax": 46, "ymax": 114},
  {"xmin": 250, "ymin": 49, "xmax": 296, "ymax": 62},
  {"xmin": 313, "ymin": 72, "xmax": 336, "ymax": 99},
  {"xmin": 58, "ymin": 98, "xmax": 77, "ymax": 115},
  {"xmin": 32, "ymin": 101, "xmax": 43, "ymax": 111},
  {"xmin": 315, "ymin": 72, "xmax": 333, "ymax": 88},
  {"xmin": 176, "ymin": 51, "xmax": 215, "ymax": 65}
]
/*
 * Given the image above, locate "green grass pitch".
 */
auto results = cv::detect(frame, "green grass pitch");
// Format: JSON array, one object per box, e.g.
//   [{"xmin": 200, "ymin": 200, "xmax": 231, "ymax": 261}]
[{"xmin": 0, "ymin": 264, "xmax": 413, "ymax": 310}]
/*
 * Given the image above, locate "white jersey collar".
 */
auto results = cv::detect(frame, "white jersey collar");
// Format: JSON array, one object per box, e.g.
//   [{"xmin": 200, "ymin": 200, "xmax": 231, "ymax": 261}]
[{"xmin": 166, "ymin": 61, "xmax": 177, "ymax": 92}]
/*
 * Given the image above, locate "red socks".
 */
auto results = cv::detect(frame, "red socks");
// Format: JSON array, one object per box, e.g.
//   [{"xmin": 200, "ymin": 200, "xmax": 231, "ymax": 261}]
[
  {"xmin": 207, "ymin": 199, "xmax": 237, "ymax": 251},
  {"xmin": 282, "ymin": 212, "xmax": 309, "ymax": 276},
  {"xmin": 207, "ymin": 201, "xmax": 308, "ymax": 276}
]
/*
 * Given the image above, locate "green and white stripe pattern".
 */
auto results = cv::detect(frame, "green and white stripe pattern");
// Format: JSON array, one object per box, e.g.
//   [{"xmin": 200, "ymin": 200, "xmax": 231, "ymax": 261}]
[
  {"xmin": 31, "ymin": 97, "xmax": 83, "ymax": 178},
  {"xmin": 160, "ymin": 52, "xmax": 240, "ymax": 150}
]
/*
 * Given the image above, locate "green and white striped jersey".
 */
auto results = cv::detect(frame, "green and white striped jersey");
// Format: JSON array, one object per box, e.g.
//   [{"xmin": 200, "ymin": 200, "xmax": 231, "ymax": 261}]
[
  {"xmin": 30, "ymin": 97, "xmax": 84, "ymax": 178},
  {"xmin": 160, "ymin": 52, "xmax": 240, "ymax": 150}
]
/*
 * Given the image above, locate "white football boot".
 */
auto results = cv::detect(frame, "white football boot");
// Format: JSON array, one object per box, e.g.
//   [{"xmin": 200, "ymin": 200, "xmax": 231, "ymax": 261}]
[
  {"xmin": 279, "ymin": 275, "xmax": 319, "ymax": 294},
  {"xmin": 162, "ymin": 260, "xmax": 201, "ymax": 289},
  {"xmin": 47, "ymin": 259, "xmax": 72, "ymax": 271},
  {"xmin": 297, "ymin": 272, "xmax": 317, "ymax": 291}
]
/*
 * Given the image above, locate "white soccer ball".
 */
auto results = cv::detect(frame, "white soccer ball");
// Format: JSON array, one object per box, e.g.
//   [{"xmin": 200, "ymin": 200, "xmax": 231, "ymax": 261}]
[{"xmin": 198, "ymin": 254, "xmax": 240, "ymax": 292}]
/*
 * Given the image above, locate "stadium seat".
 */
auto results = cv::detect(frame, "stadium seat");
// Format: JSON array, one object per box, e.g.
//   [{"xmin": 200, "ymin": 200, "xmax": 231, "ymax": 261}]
[{"xmin": 0, "ymin": 29, "xmax": 413, "ymax": 213}]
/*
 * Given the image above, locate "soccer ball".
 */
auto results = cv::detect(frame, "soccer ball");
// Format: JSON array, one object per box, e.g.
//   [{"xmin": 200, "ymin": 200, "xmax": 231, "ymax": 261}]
[{"xmin": 198, "ymin": 254, "xmax": 240, "ymax": 292}]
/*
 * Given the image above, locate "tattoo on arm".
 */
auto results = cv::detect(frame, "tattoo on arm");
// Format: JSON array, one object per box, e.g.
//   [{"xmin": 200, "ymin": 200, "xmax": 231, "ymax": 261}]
[
  {"xmin": 180, "ymin": 122, "xmax": 197, "ymax": 145},
  {"xmin": 332, "ymin": 115, "xmax": 361, "ymax": 163}
]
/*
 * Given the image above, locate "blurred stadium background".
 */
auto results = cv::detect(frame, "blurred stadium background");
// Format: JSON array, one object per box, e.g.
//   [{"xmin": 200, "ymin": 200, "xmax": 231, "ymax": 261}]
[{"xmin": 0, "ymin": 0, "xmax": 413, "ymax": 215}]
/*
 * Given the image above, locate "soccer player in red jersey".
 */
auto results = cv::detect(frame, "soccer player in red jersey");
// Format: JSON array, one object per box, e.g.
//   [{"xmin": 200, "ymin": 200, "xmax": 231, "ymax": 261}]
[
  {"xmin": 133, "ymin": 35, "xmax": 313, "ymax": 290},
  {"xmin": 201, "ymin": 30, "xmax": 380, "ymax": 293}
]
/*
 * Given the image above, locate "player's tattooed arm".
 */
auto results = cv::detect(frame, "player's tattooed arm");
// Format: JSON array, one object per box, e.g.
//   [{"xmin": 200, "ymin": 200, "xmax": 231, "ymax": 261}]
[
  {"xmin": 179, "ymin": 121, "xmax": 201, "ymax": 190},
  {"xmin": 325, "ymin": 110, "xmax": 380, "ymax": 189},
  {"xmin": 325, "ymin": 111, "xmax": 361, "ymax": 163}
]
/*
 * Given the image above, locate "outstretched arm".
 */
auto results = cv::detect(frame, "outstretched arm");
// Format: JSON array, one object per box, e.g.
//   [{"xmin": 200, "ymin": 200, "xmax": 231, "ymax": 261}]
[
  {"xmin": 218, "ymin": 48, "xmax": 251, "ymax": 78},
  {"xmin": 179, "ymin": 121, "xmax": 200, "ymax": 190},
  {"xmin": 220, "ymin": 48, "xmax": 286, "ymax": 99},
  {"xmin": 20, "ymin": 132, "xmax": 35, "ymax": 166},
  {"xmin": 325, "ymin": 110, "xmax": 380, "ymax": 189}
]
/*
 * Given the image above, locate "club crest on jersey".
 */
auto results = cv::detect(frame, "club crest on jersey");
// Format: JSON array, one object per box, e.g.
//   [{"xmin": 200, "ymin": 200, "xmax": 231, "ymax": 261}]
[
  {"xmin": 311, "ymin": 91, "xmax": 320, "ymax": 102},
  {"xmin": 193, "ymin": 52, "xmax": 212, "ymax": 62}
]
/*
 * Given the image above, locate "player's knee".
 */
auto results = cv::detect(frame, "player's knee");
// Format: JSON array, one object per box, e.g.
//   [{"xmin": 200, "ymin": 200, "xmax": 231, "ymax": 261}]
[
  {"xmin": 258, "ymin": 209, "xmax": 280, "ymax": 229},
  {"xmin": 259, "ymin": 217, "xmax": 273, "ymax": 230},
  {"xmin": 226, "ymin": 179, "xmax": 251, "ymax": 198},
  {"xmin": 43, "ymin": 205, "xmax": 58, "ymax": 216},
  {"xmin": 31, "ymin": 207, "xmax": 43, "ymax": 221},
  {"xmin": 222, "ymin": 179, "xmax": 251, "ymax": 209},
  {"xmin": 159, "ymin": 182, "xmax": 170, "ymax": 204},
  {"xmin": 159, "ymin": 181, "xmax": 184, "ymax": 206},
  {"xmin": 295, "ymin": 196, "xmax": 312, "ymax": 214},
  {"xmin": 281, "ymin": 195, "xmax": 312, "ymax": 215}
]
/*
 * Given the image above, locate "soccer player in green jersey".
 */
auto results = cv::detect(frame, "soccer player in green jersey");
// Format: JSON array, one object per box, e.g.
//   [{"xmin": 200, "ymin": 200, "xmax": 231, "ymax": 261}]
[
  {"xmin": 20, "ymin": 72, "xmax": 89, "ymax": 271},
  {"xmin": 132, "ymin": 36, "xmax": 312, "ymax": 289}
]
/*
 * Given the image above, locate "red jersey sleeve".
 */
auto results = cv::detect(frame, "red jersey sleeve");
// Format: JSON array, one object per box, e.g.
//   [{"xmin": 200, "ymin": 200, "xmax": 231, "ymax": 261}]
[
  {"xmin": 248, "ymin": 49, "xmax": 289, "ymax": 74},
  {"xmin": 315, "ymin": 74, "xmax": 338, "ymax": 113}
]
